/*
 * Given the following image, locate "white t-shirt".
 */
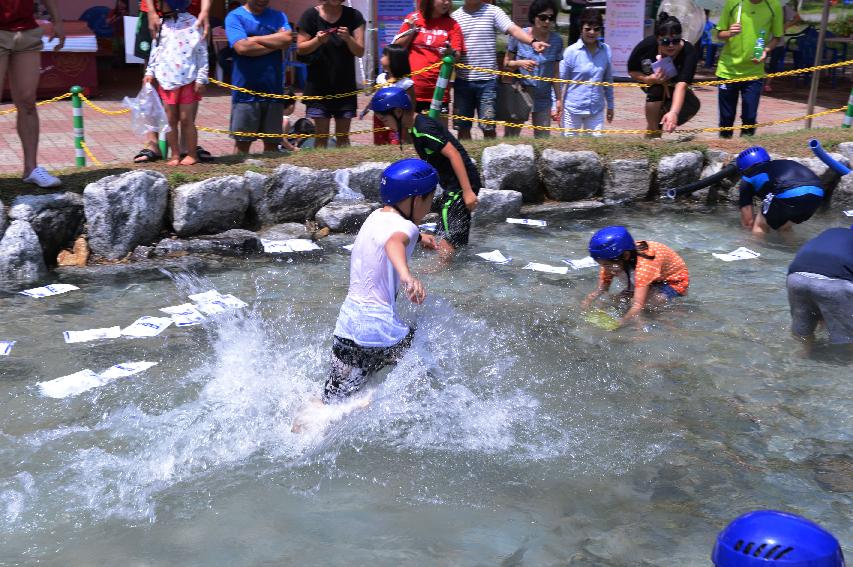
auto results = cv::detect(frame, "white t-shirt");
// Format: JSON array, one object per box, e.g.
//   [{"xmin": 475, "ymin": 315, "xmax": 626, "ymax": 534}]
[
  {"xmin": 376, "ymin": 72, "xmax": 414, "ymax": 92},
  {"xmin": 334, "ymin": 209, "xmax": 420, "ymax": 347},
  {"xmin": 452, "ymin": 3, "xmax": 514, "ymax": 80}
]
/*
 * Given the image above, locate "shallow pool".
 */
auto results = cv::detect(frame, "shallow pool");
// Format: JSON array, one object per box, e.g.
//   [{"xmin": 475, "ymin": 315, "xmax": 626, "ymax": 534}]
[{"xmin": 0, "ymin": 206, "xmax": 850, "ymax": 566}]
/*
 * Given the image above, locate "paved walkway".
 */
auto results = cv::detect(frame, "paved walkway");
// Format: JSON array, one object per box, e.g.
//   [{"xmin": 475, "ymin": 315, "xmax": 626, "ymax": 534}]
[{"xmin": 0, "ymin": 64, "xmax": 850, "ymax": 175}]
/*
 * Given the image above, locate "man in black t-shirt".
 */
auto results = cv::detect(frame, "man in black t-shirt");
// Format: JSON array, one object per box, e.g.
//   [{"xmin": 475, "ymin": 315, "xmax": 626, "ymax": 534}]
[{"xmin": 370, "ymin": 87, "xmax": 482, "ymax": 259}]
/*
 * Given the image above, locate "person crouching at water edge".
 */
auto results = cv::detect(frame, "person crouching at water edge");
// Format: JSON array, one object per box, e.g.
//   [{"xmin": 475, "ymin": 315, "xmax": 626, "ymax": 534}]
[
  {"xmin": 736, "ymin": 146, "xmax": 824, "ymax": 235},
  {"xmin": 581, "ymin": 226, "xmax": 689, "ymax": 328},
  {"xmin": 292, "ymin": 159, "xmax": 438, "ymax": 433},
  {"xmin": 369, "ymin": 86, "xmax": 481, "ymax": 261}
]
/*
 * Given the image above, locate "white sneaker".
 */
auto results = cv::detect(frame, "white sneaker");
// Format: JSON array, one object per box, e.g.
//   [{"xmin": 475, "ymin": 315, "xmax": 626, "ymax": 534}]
[{"xmin": 23, "ymin": 166, "xmax": 62, "ymax": 188}]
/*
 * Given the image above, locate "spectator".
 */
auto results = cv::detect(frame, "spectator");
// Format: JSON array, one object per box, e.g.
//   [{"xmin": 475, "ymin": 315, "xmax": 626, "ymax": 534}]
[
  {"xmin": 144, "ymin": 0, "xmax": 208, "ymax": 166},
  {"xmin": 368, "ymin": 44, "xmax": 414, "ymax": 145},
  {"xmin": 225, "ymin": 0, "xmax": 292, "ymax": 154},
  {"xmin": 714, "ymin": 0, "xmax": 784, "ymax": 137},
  {"xmin": 452, "ymin": 0, "xmax": 548, "ymax": 140},
  {"xmin": 764, "ymin": 1, "xmax": 800, "ymax": 93},
  {"xmin": 566, "ymin": 0, "xmax": 589, "ymax": 45},
  {"xmin": 559, "ymin": 8, "xmax": 612, "ymax": 137},
  {"xmin": 133, "ymin": 0, "xmax": 211, "ymax": 164},
  {"xmin": 279, "ymin": 87, "xmax": 299, "ymax": 152},
  {"xmin": 503, "ymin": 0, "xmax": 562, "ymax": 138},
  {"xmin": 0, "ymin": 0, "xmax": 64, "ymax": 187},
  {"xmin": 627, "ymin": 12, "xmax": 700, "ymax": 138},
  {"xmin": 297, "ymin": 0, "xmax": 365, "ymax": 149},
  {"xmin": 393, "ymin": 0, "xmax": 464, "ymax": 128}
]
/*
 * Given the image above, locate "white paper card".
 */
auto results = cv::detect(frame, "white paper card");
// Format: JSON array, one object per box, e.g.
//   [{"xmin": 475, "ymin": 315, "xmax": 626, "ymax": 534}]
[
  {"xmin": 563, "ymin": 256, "xmax": 599, "ymax": 270},
  {"xmin": 261, "ymin": 239, "xmax": 321, "ymax": 253},
  {"xmin": 39, "ymin": 369, "xmax": 103, "ymax": 398},
  {"xmin": 419, "ymin": 222, "xmax": 437, "ymax": 232},
  {"xmin": 843, "ymin": 209, "xmax": 853, "ymax": 217},
  {"xmin": 342, "ymin": 244, "xmax": 355, "ymax": 251},
  {"xmin": 506, "ymin": 218, "xmax": 547, "ymax": 227},
  {"xmin": 284, "ymin": 239, "xmax": 321, "ymax": 252},
  {"xmin": 712, "ymin": 247, "xmax": 761, "ymax": 262},
  {"xmin": 19, "ymin": 284, "xmax": 79, "ymax": 298},
  {"xmin": 188, "ymin": 290, "xmax": 223, "ymax": 303},
  {"xmin": 522, "ymin": 262, "xmax": 569, "ymax": 275},
  {"xmin": 160, "ymin": 303, "xmax": 206, "ymax": 327},
  {"xmin": 121, "ymin": 316, "xmax": 173, "ymax": 338},
  {"xmin": 193, "ymin": 293, "xmax": 248, "ymax": 315},
  {"xmin": 99, "ymin": 361, "xmax": 157, "ymax": 380},
  {"xmin": 476, "ymin": 250, "xmax": 512, "ymax": 264},
  {"xmin": 63, "ymin": 326, "xmax": 122, "ymax": 344},
  {"xmin": 0, "ymin": 341, "xmax": 15, "ymax": 356}
]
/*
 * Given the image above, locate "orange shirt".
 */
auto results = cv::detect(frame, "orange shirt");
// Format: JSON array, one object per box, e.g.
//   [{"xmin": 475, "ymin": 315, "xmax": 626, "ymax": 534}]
[
  {"xmin": 140, "ymin": 0, "xmax": 202, "ymax": 16},
  {"xmin": 598, "ymin": 241, "xmax": 690, "ymax": 295}
]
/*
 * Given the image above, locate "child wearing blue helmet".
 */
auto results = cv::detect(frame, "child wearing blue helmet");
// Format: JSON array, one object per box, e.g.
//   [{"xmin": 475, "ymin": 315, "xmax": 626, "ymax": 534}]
[
  {"xmin": 321, "ymin": 158, "xmax": 438, "ymax": 405},
  {"xmin": 582, "ymin": 226, "xmax": 689, "ymax": 327},
  {"xmin": 370, "ymin": 86, "xmax": 482, "ymax": 259},
  {"xmin": 736, "ymin": 146, "xmax": 825, "ymax": 234}
]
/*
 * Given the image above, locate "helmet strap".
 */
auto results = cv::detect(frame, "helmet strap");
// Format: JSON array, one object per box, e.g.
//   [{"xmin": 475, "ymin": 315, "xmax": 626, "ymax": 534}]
[{"xmin": 391, "ymin": 197, "xmax": 415, "ymax": 222}]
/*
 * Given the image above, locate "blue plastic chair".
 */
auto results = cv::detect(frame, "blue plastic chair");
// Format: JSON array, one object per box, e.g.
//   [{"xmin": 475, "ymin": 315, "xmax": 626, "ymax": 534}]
[
  {"xmin": 79, "ymin": 6, "xmax": 113, "ymax": 38},
  {"xmin": 786, "ymin": 25, "xmax": 843, "ymax": 87}
]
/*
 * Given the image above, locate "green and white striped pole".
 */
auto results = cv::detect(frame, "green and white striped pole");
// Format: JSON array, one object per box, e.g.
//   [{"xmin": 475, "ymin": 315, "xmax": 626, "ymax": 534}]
[
  {"xmin": 428, "ymin": 56, "xmax": 454, "ymax": 120},
  {"xmin": 70, "ymin": 86, "xmax": 85, "ymax": 167},
  {"xmin": 843, "ymin": 87, "xmax": 853, "ymax": 129}
]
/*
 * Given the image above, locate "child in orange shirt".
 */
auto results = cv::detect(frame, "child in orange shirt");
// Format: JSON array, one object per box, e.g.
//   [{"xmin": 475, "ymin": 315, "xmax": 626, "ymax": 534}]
[{"xmin": 582, "ymin": 225, "xmax": 689, "ymax": 327}]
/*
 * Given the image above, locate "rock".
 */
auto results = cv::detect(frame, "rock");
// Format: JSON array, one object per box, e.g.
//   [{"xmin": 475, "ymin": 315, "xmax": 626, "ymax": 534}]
[
  {"xmin": 315, "ymin": 201, "xmax": 378, "ymax": 233},
  {"xmin": 0, "ymin": 220, "xmax": 48, "ymax": 283},
  {"xmin": 243, "ymin": 170, "xmax": 269, "ymax": 230},
  {"xmin": 810, "ymin": 454, "xmax": 853, "ymax": 493},
  {"xmin": 258, "ymin": 222, "xmax": 312, "ymax": 240},
  {"xmin": 788, "ymin": 155, "xmax": 850, "ymax": 187},
  {"xmin": 8, "ymin": 192, "xmax": 84, "ymax": 266},
  {"xmin": 243, "ymin": 158, "xmax": 265, "ymax": 167},
  {"xmin": 0, "ymin": 199, "xmax": 7, "ymax": 239},
  {"xmin": 258, "ymin": 164, "xmax": 336, "ymax": 224},
  {"xmin": 603, "ymin": 159, "xmax": 652, "ymax": 203},
  {"xmin": 472, "ymin": 188, "xmax": 522, "ymax": 226},
  {"xmin": 345, "ymin": 162, "xmax": 389, "ymax": 202},
  {"xmin": 154, "ymin": 229, "xmax": 263, "ymax": 257},
  {"xmin": 172, "ymin": 175, "xmax": 250, "ymax": 237},
  {"xmin": 830, "ymin": 173, "xmax": 853, "ymax": 208},
  {"xmin": 538, "ymin": 150, "xmax": 603, "ymax": 201},
  {"xmin": 331, "ymin": 169, "xmax": 366, "ymax": 202},
  {"xmin": 837, "ymin": 142, "xmax": 853, "ymax": 165},
  {"xmin": 690, "ymin": 150, "xmax": 735, "ymax": 203},
  {"xmin": 481, "ymin": 144, "xmax": 539, "ymax": 202},
  {"xmin": 130, "ymin": 245, "xmax": 154, "ymax": 261},
  {"xmin": 83, "ymin": 170, "xmax": 169, "ymax": 260},
  {"xmin": 655, "ymin": 151, "xmax": 704, "ymax": 195},
  {"xmin": 520, "ymin": 200, "xmax": 607, "ymax": 219},
  {"xmin": 57, "ymin": 236, "xmax": 89, "ymax": 267}
]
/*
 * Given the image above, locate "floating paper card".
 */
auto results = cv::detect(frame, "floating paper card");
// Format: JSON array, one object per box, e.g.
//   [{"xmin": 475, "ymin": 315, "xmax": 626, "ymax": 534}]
[
  {"xmin": 584, "ymin": 309, "xmax": 620, "ymax": 331},
  {"xmin": 160, "ymin": 303, "xmax": 206, "ymax": 327},
  {"xmin": 712, "ymin": 247, "xmax": 761, "ymax": 262},
  {"xmin": 0, "ymin": 341, "xmax": 15, "ymax": 356},
  {"xmin": 419, "ymin": 222, "xmax": 437, "ymax": 232},
  {"xmin": 192, "ymin": 292, "xmax": 248, "ymax": 315},
  {"xmin": 476, "ymin": 250, "xmax": 511, "ymax": 264},
  {"xmin": 188, "ymin": 290, "xmax": 222, "ymax": 303},
  {"xmin": 844, "ymin": 210, "xmax": 853, "ymax": 217},
  {"xmin": 261, "ymin": 239, "xmax": 321, "ymax": 253},
  {"xmin": 63, "ymin": 326, "xmax": 122, "ymax": 344},
  {"xmin": 342, "ymin": 244, "xmax": 355, "ymax": 251},
  {"xmin": 563, "ymin": 256, "xmax": 599, "ymax": 270},
  {"xmin": 39, "ymin": 369, "xmax": 103, "ymax": 398},
  {"xmin": 506, "ymin": 218, "xmax": 547, "ymax": 227},
  {"xmin": 19, "ymin": 284, "xmax": 79, "ymax": 298},
  {"xmin": 522, "ymin": 262, "xmax": 569, "ymax": 275},
  {"xmin": 99, "ymin": 361, "xmax": 157, "ymax": 380},
  {"xmin": 285, "ymin": 239, "xmax": 321, "ymax": 252},
  {"xmin": 121, "ymin": 316, "xmax": 173, "ymax": 338}
]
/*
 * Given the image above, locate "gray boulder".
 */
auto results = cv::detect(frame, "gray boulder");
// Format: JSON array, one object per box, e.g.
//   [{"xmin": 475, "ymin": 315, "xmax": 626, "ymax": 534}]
[
  {"xmin": 472, "ymin": 188, "xmax": 523, "ymax": 226},
  {"xmin": 481, "ymin": 144, "xmax": 539, "ymax": 202},
  {"xmin": 655, "ymin": 151, "xmax": 704, "ymax": 195},
  {"xmin": 83, "ymin": 170, "xmax": 168, "ymax": 260},
  {"xmin": 9, "ymin": 192, "xmax": 84, "ymax": 266},
  {"xmin": 345, "ymin": 162, "xmax": 389, "ymax": 202},
  {"xmin": 0, "ymin": 220, "xmax": 48, "ymax": 283},
  {"xmin": 0, "ymin": 199, "xmax": 6, "ymax": 239},
  {"xmin": 243, "ymin": 170, "xmax": 269, "ymax": 229},
  {"xmin": 154, "ymin": 229, "xmax": 263, "ymax": 257},
  {"xmin": 788, "ymin": 155, "xmax": 850, "ymax": 187},
  {"xmin": 831, "ymin": 174, "xmax": 853, "ymax": 208},
  {"xmin": 172, "ymin": 175, "xmax": 250, "ymax": 237},
  {"xmin": 690, "ymin": 150, "xmax": 735, "ymax": 203},
  {"xmin": 258, "ymin": 165, "xmax": 336, "ymax": 224},
  {"xmin": 538, "ymin": 149, "xmax": 603, "ymax": 201},
  {"xmin": 258, "ymin": 222, "xmax": 312, "ymax": 240},
  {"xmin": 315, "ymin": 200, "xmax": 378, "ymax": 233},
  {"xmin": 837, "ymin": 142, "xmax": 853, "ymax": 165},
  {"xmin": 603, "ymin": 159, "xmax": 652, "ymax": 203}
]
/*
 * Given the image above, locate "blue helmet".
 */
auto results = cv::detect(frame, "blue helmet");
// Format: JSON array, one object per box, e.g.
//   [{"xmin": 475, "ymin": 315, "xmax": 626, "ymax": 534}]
[
  {"xmin": 712, "ymin": 510, "xmax": 845, "ymax": 567},
  {"xmin": 588, "ymin": 226, "xmax": 635, "ymax": 260},
  {"xmin": 370, "ymin": 87, "xmax": 412, "ymax": 113},
  {"xmin": 380, "ymin": 159, "xmax": 438, "ymax": 205},
  {"xmin": 736, "ymin": 147, "xmax": 771, "ymax": 172},
  {"xmin": 164, "ymin": 0, "xmax": 192, "ymax": 11}
]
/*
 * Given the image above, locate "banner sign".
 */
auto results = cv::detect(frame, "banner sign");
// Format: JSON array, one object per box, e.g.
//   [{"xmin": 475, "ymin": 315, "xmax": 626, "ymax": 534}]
[
  {"xmin": 605, "ymin": 0, "xmax": 646, "ymax": 77},
  {"xmin": 376, "ymin": 0, "xmax": 415, "ymax": 51}
]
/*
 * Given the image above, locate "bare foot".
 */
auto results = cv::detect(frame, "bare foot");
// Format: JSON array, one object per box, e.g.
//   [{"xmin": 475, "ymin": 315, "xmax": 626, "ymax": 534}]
[
  {"xmin": 167, "ymin": 158, "xmax": 181, "ymax": 166},
  {"xmin": 180, "ymin": 155, "xmax": 199, "ymax": 166}
]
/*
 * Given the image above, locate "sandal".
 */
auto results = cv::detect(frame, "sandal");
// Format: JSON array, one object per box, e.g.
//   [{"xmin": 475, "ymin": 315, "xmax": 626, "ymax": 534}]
[
  {"xmin": 133, "ymin": 148, "xmax": 162, "ymax": 163},
  {"xmin": 196, "ymin": 146, "xmax": 214, "ymax": 163}
]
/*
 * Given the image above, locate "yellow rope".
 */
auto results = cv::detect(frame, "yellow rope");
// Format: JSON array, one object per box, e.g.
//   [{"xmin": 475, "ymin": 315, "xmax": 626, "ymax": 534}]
[
  {"xmin": 79, "ymin": 140, "xmax": 102, "ymax": 166},
  {"xmin": 0, "ymin": 92, "xmax": 73, "ymax": 116},
  {"xmin": 78, "ymin": 93, "xmax": 130, "ymax": 115},
  {"xmin": 197, "ymin": 126, "xmax": 390, "ymax": 138}
]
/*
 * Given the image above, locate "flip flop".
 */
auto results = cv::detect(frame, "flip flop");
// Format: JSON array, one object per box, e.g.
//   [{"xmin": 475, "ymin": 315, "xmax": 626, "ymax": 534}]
[
  {"xmin": 196, "ymin": 146, "xmax": 214, "ymax": 163},
  {"xmin": 133, "ymin": 148, "xmax": 162, "ymax": 163}
]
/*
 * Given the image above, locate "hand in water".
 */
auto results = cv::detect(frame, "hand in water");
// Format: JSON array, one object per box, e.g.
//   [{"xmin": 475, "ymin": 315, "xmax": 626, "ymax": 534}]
[
  {"xmin": 463, "ymin": 192, "xmax": 478, "ymax": 212},
  {"xmin": 401, "ymin": 276, "xmax": 426, "ymax": 304},
  {"xmin": 419, "ymin": 233, "xmax": 438, "ymax": 250}
]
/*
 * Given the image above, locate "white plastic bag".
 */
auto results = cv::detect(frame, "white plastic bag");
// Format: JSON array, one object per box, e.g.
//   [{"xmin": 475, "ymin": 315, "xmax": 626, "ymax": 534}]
[{"xmin": 123, "ymin": 83, "xmax": 171, "ymax": 137}]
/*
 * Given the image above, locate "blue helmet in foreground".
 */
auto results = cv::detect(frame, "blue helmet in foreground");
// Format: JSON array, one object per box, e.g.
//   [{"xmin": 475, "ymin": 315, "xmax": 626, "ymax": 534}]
[
  {"xmin": 588, "ymin": 226, "xmax": 635, "ymax": 260},
  {"xmin": 380, "ymin": 159, "xmax": 438, "ymax": 205},
  {"xmin": 712, "ymin": 510, "xmax": 845, "ymax": 567},
  {"xmin": 370, "ymin": 87, "xmax": 412, "ymax": 113},
  {"xmin": 736, "ymin": 146, "xmax": 771, "ymax": 172}
]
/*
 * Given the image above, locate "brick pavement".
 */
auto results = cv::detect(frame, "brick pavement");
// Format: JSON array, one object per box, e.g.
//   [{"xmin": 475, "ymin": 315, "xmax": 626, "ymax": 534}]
[{"xmin": 0, "ymin": 64, "xmax": 850, "ymax": 175}]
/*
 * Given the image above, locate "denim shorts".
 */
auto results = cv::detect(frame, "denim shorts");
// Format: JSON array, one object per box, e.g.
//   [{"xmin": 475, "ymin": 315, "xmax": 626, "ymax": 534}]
[
  {"xmin": 452, "ymin": 78, "xmax": 497, "ymax": 132},
  {"xmin": 305, "ymin": 103, "xmax": 356, "ymax": 120},
  {"xmin": 652, "ymin": 282, "xmax": 683, "ymax": 300}
]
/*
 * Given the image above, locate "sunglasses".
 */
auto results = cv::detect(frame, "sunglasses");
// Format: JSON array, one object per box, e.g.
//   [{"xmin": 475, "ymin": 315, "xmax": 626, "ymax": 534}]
[
  {"xmin": 582, "ymin": 26, "xmax": 602, "ymax": 32},
  {"xmin": 535, "ymin": 13, "xmax": 556, "ymax": 21},
  {"xmin": 658, "ymin": 36, "xmax": 682, "ymax": 46}
]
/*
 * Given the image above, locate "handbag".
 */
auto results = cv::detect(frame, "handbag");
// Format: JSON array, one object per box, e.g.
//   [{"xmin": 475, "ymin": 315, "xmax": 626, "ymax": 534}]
[
  {"xmin": 660, "ymin": 86, "xmax": 701, "ymax": 126},
  {"xmin": 495, "ymin": 81, "xmax": 533, "ymax": 123}
]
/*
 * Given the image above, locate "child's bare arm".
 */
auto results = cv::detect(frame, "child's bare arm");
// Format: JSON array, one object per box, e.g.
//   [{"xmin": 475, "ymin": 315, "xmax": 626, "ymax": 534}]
[
  {"xmin": 385, "ymin": 232, "xmax": 425, "ymax": 304},
  {"xmin": 439, "ymin": 142, "xmax": 478, "ymax": 211},
  {"xmin": 619, "ymin": 285, "xmax": 649, "ymax": 325}
]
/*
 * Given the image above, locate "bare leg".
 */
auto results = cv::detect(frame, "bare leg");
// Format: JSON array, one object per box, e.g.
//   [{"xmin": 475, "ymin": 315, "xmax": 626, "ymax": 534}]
[
  {"xmin": 178, "ymin": 103, "xmax": 198, "ymax": 165},
  {"xmin": 164, "ymin": 104, "xmax": 181, "ymax": 166},
  {"xmin": 234, "ymin": 140, "xmax": 253, "ymax": 154},
  {"xmin": 313, "ymin": 117, "xmax": 331, "ymax": 149},
  {"xmin": 483, "ymin": 129, "xmax": 496, "ymax": 139},
  {"xmin": 334, "ymin": 117, "xmax": 352, "ymax": 148},
  {"xmin": 262, "ymin": 140, "xmax": 279, "ymax": 152},
  {"xmin": 752, "ymin": 210, "xmax": 772, "ymax": 234},
  {"xmin": 457, "ymin": 128, "xmax": 472, "ymax": 140},
  {"xmin": 504, "ymin": 125, "xmax": 521, "ymax": 138},
  {"xmin": 9, "ymin": 50, "xmax": 42, "ymax": 177},
  {"xmin": 644, "ymin": 101, "xmax": 663, "ymax": 139}
]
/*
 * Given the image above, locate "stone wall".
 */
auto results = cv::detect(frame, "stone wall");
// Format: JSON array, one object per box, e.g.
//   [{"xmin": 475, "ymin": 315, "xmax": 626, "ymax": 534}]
[{"xmin": 1, "ymin": 144, "xmax": 850, "ymax": 284}]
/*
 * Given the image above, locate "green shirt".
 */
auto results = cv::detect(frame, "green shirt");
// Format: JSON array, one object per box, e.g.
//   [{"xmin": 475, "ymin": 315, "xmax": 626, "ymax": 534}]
[{"xmin": 716, "ymin": 0, "xmax": 784, "ymax": 79}]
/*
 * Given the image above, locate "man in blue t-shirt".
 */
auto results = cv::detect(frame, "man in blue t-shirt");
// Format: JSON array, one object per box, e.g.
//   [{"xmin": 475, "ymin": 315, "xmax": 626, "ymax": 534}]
[{"xmin": 225, "ymin": 0, "xmax": 292, "ymax": 153}]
